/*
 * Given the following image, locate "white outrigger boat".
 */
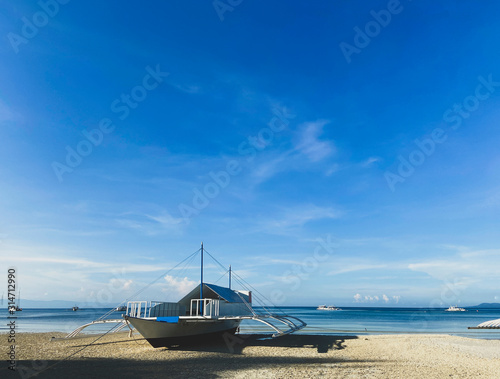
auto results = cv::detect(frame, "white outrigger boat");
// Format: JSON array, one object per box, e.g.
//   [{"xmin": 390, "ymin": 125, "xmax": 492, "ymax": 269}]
[
  {"xmin": 124, "ymin": 282, "xmax": 251, "ymax": 347},
  {"xmin": 124, "ymin": 243, "xmax": 306, "ymax": 347},
  {"xmin": 67, "ymin": 244, "xmax": 306, "ymax": 347}
]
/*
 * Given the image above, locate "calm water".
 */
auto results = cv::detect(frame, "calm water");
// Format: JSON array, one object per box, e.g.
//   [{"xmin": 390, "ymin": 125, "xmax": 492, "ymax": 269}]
[
  {"xmin": 2, "ymin": 307, "xmax": 500, "ymax": 339},
  {"xmin": 252, "ymin": 306, "xmax": 500, "ymax": 339},
  {"xmin": 1, "ymin": 308, "xmax": 127, "ymax": 335}
]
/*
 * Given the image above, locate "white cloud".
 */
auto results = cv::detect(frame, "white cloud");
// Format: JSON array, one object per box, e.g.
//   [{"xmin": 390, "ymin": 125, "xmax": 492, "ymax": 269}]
[
  {"xmin": 258, "ymin": 204, "xmax": 340, "ymax": 233},
  {"xmin": 0, "ymin": 100, "xmax": 17, "ymax": 123},
  {"xmin": 329, "ymin": 263, "xmax": 387, "ymax": 276},
  {"xmin": 110, "ymin": 278, "xmax": 134, "ymax": 291},
  {"xmin": 116, "ymin": 211, "xmax": 185, "ymax": 235},
  {"xmin": 408, "ymin": 248, "xmax": 500, "ymax": 283},
  {"xmin": 295, "ymin": 120, "xmax": 334, "ymax": 162},
  {"xmin": 353, "ymin": 293, "xmax": 401, "ymax": 304},
  {"xmin": 163, "ymin": 275, "xmax": 197, "ymax": 294},
  {"xmin": 360, "ymin": 156, "xmax": 381, "ymax": 168},
  {"xmin": 174, "ymin": 84, "xmax": 201, "ymax": 94},
  {"xmin": 325, "ymin": 164, "xmax": 340, "ymax": 176},
  {"xmin": 251, "ymin": 153, "xmax": 290, "ymax": 184},
  {"xmin": 240, "ymin": 118, "xmax": 337, "ymax": 187}
]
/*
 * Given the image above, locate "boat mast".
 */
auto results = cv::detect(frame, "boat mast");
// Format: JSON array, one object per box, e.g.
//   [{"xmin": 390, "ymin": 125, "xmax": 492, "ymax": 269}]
[
  {"xmin": 229, "ymin": 265, "xmax": 231, "ymax": 289},
  {"xmin": 200, "ymin": 242, "xmax": 204, "ymax": 300}
]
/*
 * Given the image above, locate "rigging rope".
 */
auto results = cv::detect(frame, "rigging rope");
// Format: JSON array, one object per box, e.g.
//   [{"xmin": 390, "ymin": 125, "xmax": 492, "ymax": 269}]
[
  {"xmin": 204, "ymin": 248, "xmax": 288, "ymax": 317},
  {"xmin": 43, "ymin": 249, "xmax": 203, "ymax": 377},
  {"xmin": 97, "ymin": 249, "xmax": 200, "ymax": 320}
]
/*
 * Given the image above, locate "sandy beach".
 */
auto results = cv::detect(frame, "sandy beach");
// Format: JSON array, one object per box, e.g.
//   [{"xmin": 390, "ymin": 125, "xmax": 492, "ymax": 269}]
[{"xmin": 2, "ymin": 332, "xmax": 500, "ymax": 378}]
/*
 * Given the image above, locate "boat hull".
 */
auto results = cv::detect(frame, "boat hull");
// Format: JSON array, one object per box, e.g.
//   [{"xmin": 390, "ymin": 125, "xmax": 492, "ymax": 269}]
[{"xmin": 125, "ymin": 316, "xmax": 241, "ymax": 347}]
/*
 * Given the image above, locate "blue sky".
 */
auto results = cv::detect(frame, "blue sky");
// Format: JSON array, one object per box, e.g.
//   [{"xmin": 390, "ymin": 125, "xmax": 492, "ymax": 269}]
[{"xmin": 1, "ymin": 0, "xmax": 500, "ymax": 307}]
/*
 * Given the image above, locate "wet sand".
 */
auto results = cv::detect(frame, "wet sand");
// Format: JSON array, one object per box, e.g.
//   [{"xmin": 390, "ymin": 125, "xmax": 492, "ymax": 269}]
[{"xmin": 2, "ymin": 332, "xmax": 500, "ymax": 378}]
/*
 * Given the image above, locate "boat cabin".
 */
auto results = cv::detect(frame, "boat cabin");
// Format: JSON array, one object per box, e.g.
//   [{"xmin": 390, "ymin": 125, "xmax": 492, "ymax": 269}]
[{"xmin": 147, "ymin": 283, "xmax": 252, "ymax": 319}]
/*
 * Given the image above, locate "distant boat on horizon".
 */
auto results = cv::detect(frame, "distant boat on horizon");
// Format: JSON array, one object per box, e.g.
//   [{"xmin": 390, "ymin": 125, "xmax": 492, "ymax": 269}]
[
  {"xmin": 317, "ymin": 305, "xmax": 341, "ymax": 311},
  {"xmin": 72, "ymin": 306, "xmax": 79, "ymax": 311},
  {"xmin": 445, "ymin": 305, "xmax": 466, "ymax": 312}
]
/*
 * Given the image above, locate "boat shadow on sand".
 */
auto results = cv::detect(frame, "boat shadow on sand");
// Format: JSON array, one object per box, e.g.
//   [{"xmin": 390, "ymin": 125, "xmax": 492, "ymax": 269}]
[
  {"xmin": 25, "ymin": 335, "xmax": 369, "ymax": 378},
  {"xmin": 163, "ymin": 333, "xmax": 358, "ymax": 354},
  {"xmin": 69, "ymin": 333, "xmax": 357, "ymax": 354}
]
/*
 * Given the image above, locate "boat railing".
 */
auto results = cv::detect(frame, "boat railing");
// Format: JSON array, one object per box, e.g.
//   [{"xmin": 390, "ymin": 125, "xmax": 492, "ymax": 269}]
[
  {"xmin": 149, "ymin": 301, "xmax": 185, "ymax": 317},
  {"xmin": 126, "ymin": 301, "xmax": 148, "ymax": 318},
  {"xmin": 190, "ymin": 298, "xmax": 221, "ymax": 318}
]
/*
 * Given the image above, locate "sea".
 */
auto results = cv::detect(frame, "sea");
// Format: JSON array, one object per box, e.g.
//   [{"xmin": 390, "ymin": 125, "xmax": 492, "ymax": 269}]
[{"xmin": 2, "ymin": 306, "xmax": 500, "ymax": 340}]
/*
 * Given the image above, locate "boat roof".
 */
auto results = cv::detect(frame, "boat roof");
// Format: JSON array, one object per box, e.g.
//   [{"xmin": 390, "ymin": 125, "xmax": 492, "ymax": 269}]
[
  {"xmin": 470, "ymin": 318, "xmax": 500, "ymax": 329},
  {"xmin": 178, "ymin": 283, "xmax": 249, "ymax": 306}
]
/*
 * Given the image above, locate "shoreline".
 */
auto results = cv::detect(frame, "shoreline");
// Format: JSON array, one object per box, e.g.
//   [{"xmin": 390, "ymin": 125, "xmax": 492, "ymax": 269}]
[{"xmin": 3, "ymin": 332, "xmax": 500, "ymax": 378}]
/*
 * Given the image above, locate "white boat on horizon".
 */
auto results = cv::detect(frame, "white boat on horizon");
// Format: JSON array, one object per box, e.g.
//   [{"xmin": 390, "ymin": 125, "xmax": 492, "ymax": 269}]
[
  {"xmin": 445, "ymin": 305, "xmax": 466, "ymax": 312},
  {"xmin": 317, "ymin": 305, "xmax": 341, "ymax": 311}
]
